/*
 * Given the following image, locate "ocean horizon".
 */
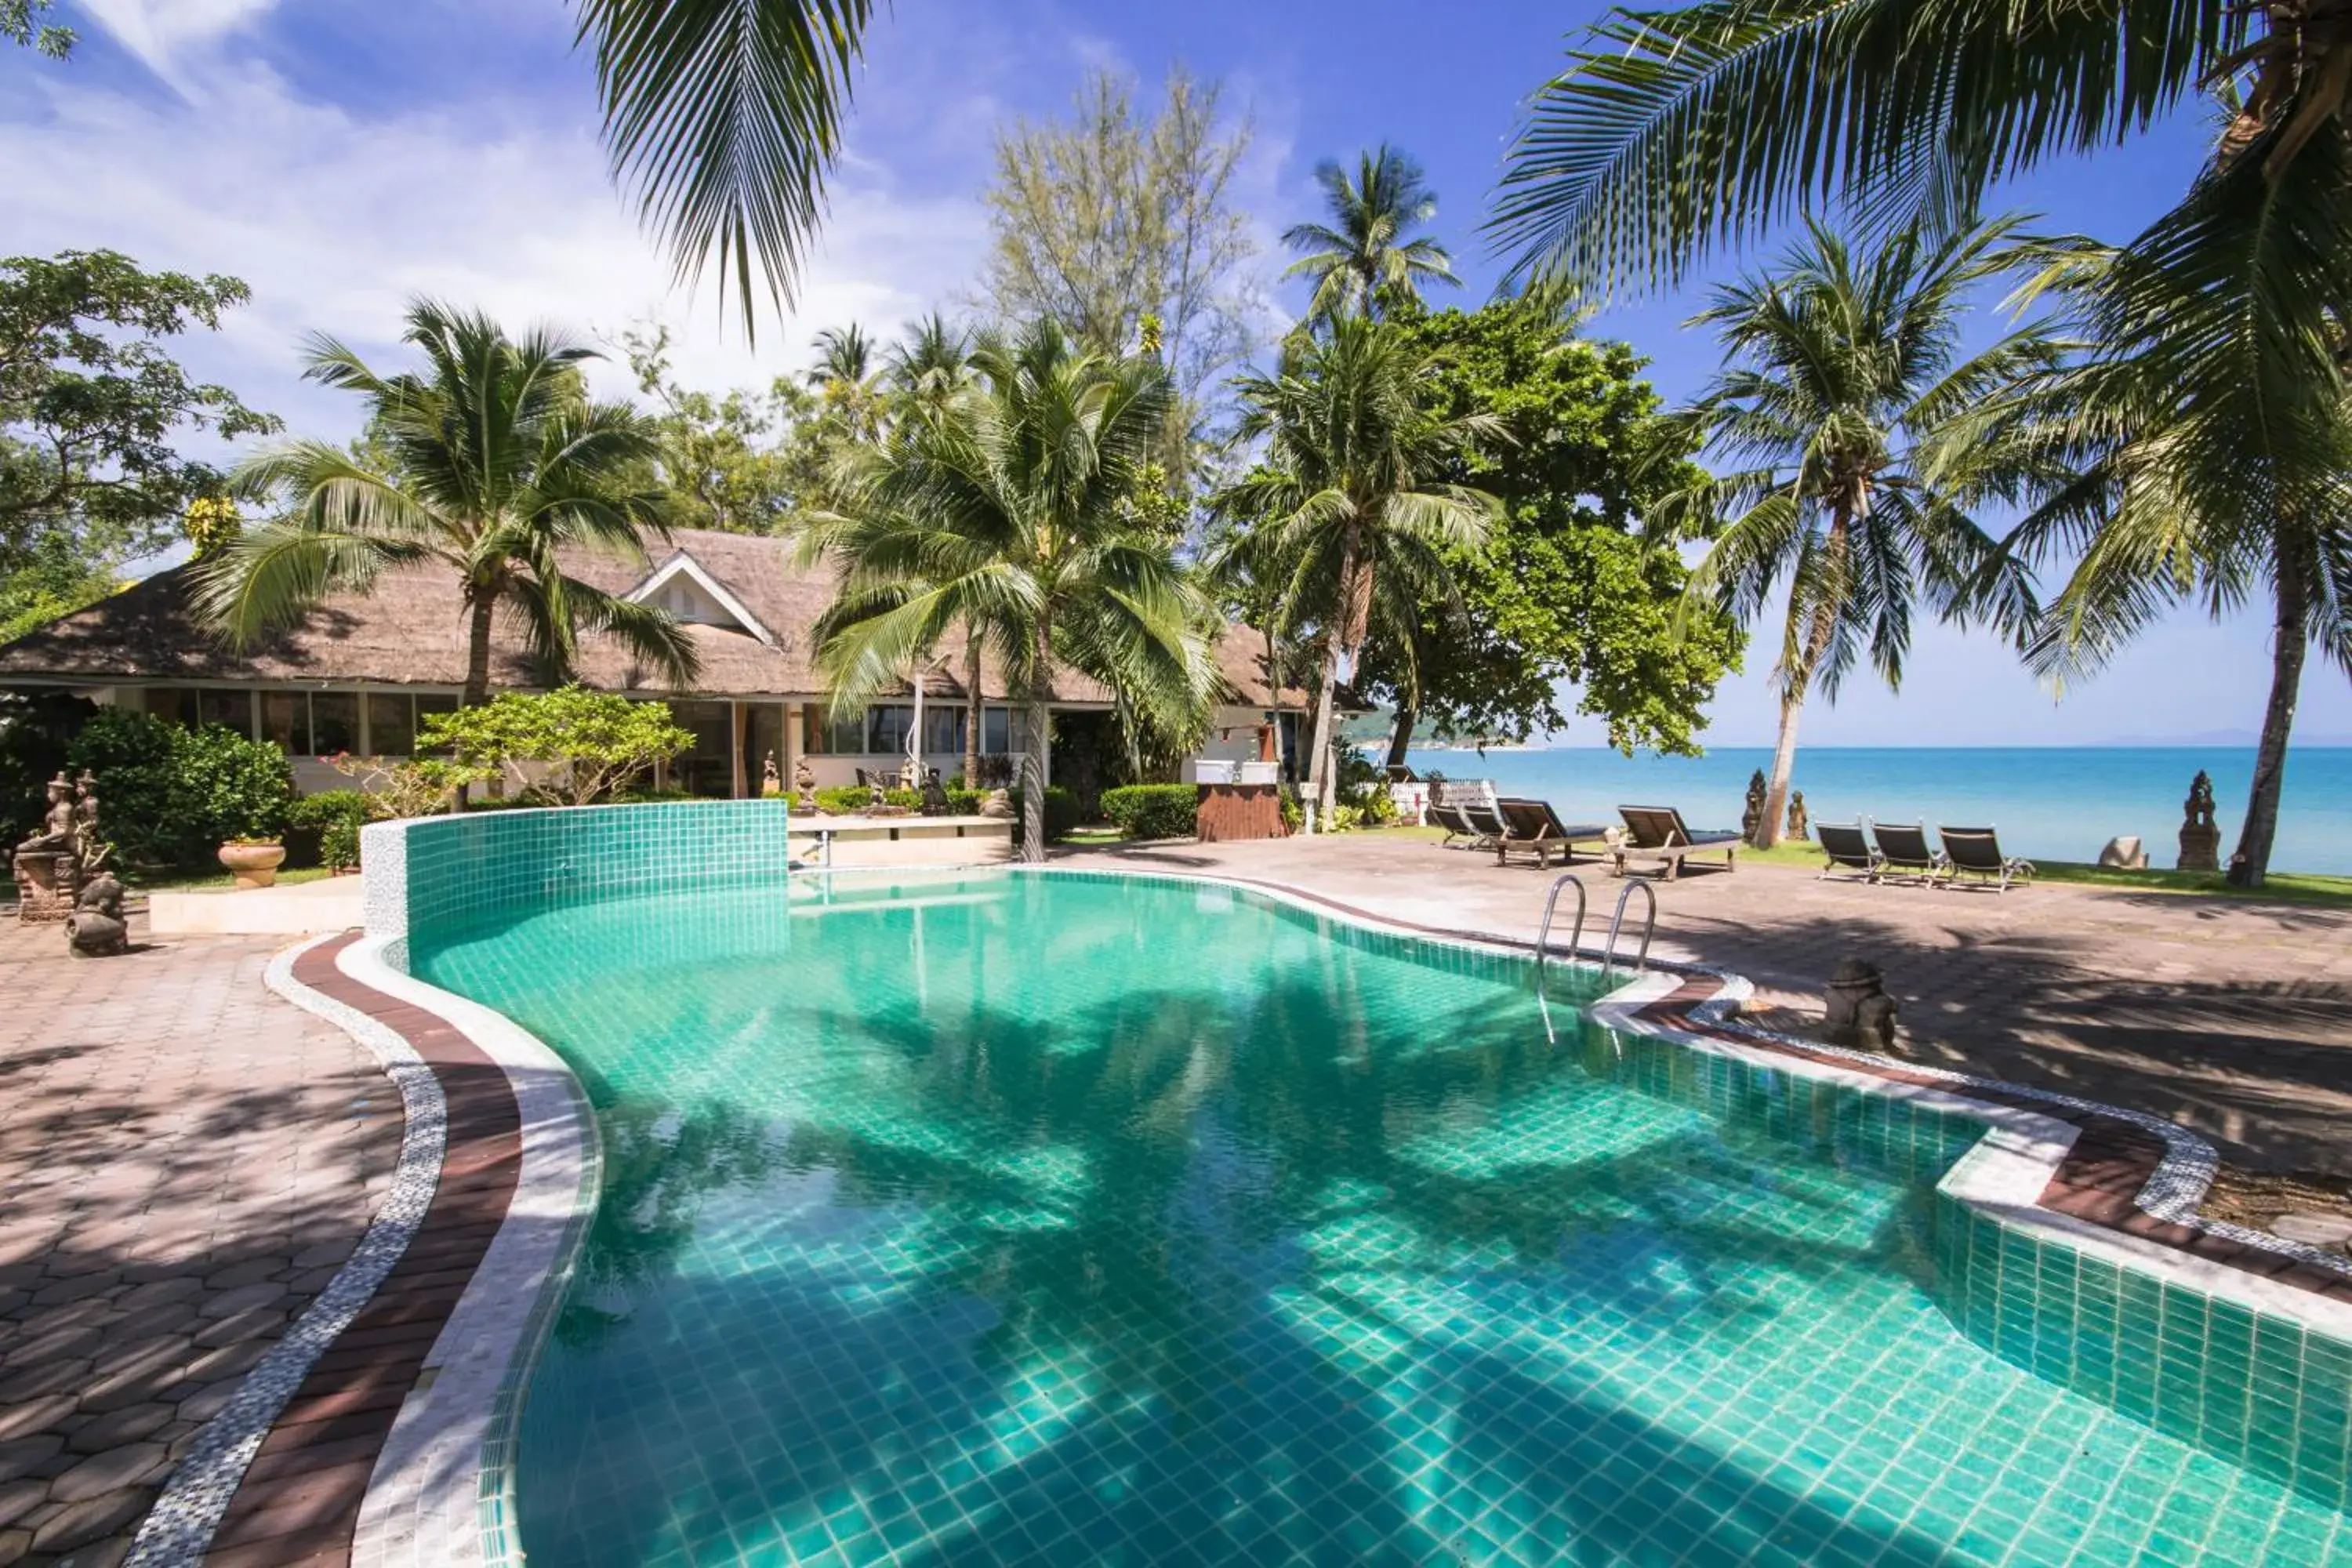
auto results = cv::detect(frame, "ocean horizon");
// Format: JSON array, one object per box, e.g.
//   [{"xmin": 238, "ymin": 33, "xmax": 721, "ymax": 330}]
[{"xmin": 1397, "ymin": 744, "xmax": 2352, "ymax": 877}]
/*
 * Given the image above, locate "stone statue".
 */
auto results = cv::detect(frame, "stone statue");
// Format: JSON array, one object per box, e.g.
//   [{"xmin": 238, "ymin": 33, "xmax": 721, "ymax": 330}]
[
  {"xmin": 1823, "ymin": 958, "xmax": 1900, "ymax": 1054},
  {"xmin": 919, "ymin": 767, "xmax": 951, "ymax": 816},
  {"xmin": 978, "ymin": 788, "xmax": 1015, "ymax": 820},
  {"xmin": 14, "ymin": 773, "xmax": 85, "ymax": 924},
  {"xmin": 68, "ymin": 868, "xmax": 127, "ymax": 957},
  {"xmin": 793, "ymin": 755, "xmax": 818, "ymax": 813},
  {"xmin": 1785, "ymin": 790, "xmax": 1810, "ymax": 841},
  {"xmin": 760, "ymin": 751, "xmax": 781, "ymax": 797},
  {"xmin": 2178, "ymin": 770, "xmax": 2221, "ymax": 872},
  {"xmin": 866, "ymin": 780, "xmax": 888, "ymax": 811},
  {"xmin": 1740, "ymin": 769, "xmax": 1768, "ymax": 846},
  {"xmin": 2098, "ymin": 835, "xmax": 2148, "ymax": 870}
]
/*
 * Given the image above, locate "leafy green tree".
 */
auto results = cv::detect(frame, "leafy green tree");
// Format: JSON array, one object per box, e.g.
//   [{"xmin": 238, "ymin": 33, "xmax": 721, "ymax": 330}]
[
  {"xmin": 196, "ymin": 300, "xmax": 698, "ymax": 707},
  {"xmin": 621, "ymin": 325, "xmax": 802, "ymax": 533},
  {"xmin": 419, "ymin": 687, "xmax": 697, "ymax": 805},
  {"xmin": 981, "ymin": 67, "xmax": 1261, "ymax": 416},
  {"xmin": 802, "ymin": 321, "xmax": 1218, "ymax": 861},
  {"xmin": 0, "ymin": 251, "xmax": 276, "ymax": 630},
  {"xmin": 1657, "ymin": 218, "xmax": 2052, "ymax": 847},
  {"xmin": 1282, "ymin": 145, "xmax": 1459, "ymax": 323},
  {"xmin": 887, "ymin": 313, "xmax": 972, "ymax": 412},
  {"xmin": 1356, "ymin": 298, "xmax": 1741, "ymax": 762},
  {"xmin": 2, "ymin": 0, "xmax": 71, "ymax": 56},
  {"xmin": 1215, "ymin": 316, "xmax": 1500, "ymax": 812},
  {"xmin": 1485, "ymin": 0, "xmax": 2352, "ymax": 884}
]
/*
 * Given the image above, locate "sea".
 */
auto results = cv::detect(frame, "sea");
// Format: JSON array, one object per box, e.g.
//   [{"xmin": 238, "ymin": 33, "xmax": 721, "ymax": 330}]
[{"xmin": 1399, "ymin": 746, "xmax": 2352, "ymax": 876}]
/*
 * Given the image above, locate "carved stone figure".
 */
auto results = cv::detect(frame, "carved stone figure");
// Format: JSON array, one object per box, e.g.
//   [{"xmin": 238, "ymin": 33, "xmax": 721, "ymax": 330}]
[
  {"xmin": 760, "ymin": 751, "xmax": 781, "ymax": 797},
  {"xmin": 2178, "ymin": 770, "xmax": 2221, "ymax": 872},
  {"xmin": 793, "ymin": 756, "xmax": 818, "ymax": 812},
  {"xmin": 979, "ymin": 788, "xmax": 1015, "ymax": 820},
  {"xmin": 2098, "ymin": 835, "xmax": 2148, "ymax": 870},
  {"xmin": 68, "ymin": 869, "xmax": 128, "ymax": 957},
  {"xmin": 14, "ymin": 773, "xmax": 85, "ymax": 924},
  {"xmin": 1785, "ymin": 790, "xmax": 1810, "ymax": 841},
  {"xmin": 1823, "ymin": 958, "xmax": 1900, "ymax": 1054},
  {"xmin": 919, "ymin": 767, "xmax": 951, "ymax": 816},
  {"xmin": 867, "ymin": 780, "xmax": 888, "ymax": 811},
  {"xmin": 1740, "ymin": 769, "xmax": 1768, "ymax": 847}
]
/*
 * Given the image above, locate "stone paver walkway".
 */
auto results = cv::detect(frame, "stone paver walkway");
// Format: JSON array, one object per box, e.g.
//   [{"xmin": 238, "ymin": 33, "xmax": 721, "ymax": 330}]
[
  {"xmin": 1057, "ymin": 836, "xmax": 2352, "ymax": 1187},
  {"xmin": 0, "ymin": 918, "xmax": 397, "ymax": 1568}
]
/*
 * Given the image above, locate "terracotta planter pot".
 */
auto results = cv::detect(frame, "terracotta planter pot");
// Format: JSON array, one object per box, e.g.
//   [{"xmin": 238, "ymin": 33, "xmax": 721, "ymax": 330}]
[{"xmin": 218, "ymin": 841, "xmax": 286, "ymax": 890}]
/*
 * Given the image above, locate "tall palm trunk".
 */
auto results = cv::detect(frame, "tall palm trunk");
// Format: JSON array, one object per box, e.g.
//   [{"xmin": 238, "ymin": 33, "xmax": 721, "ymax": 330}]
[
  {"xmin": 2227, "ymin": 540, "xmax": 2310, "ymax": 888},
  {"xmin": 1305, "ymin": 534, "xmax": 1367, "ymax": 816},
  {"xmin": 461, "ymin": 588, "xmax": 497, "ymax": 707},
  {"xmin": 1385, "ymin": 702, "xmax": 1417, "ymax": 771},
  {"xmin": 1019, "ymin": 619, "xmax": 1053, "ymax": 863},
  {"xmin": 1759, "ymin": 506, "xmax": 1849, "ymax": 848},
  {"xmin": 963, "ymin": 633, "xmax": 983, "ymax": 787}
]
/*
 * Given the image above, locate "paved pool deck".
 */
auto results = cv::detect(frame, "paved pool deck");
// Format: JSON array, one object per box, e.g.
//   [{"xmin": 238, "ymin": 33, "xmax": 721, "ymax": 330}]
[{"xmin": 1054, "ymin": 834, "xmax": 2352, "ymax": 1186}]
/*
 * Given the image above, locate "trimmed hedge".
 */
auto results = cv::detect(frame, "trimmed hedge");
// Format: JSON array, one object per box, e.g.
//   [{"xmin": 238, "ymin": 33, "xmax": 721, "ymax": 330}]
[
  {"xmin": 811, "ymin": 784, "xmax": 991, "ymax": 816},
  {"xmin": 1101, "ymin": 783, "xmax": 1198, "ymax": 841},
  {"xmin": 64, "ymin": 710, "xmax": 292, "ymax": 869},
  {"xmin": 288, "ymin": 789, "xmax": 374, "ymax": 871}
]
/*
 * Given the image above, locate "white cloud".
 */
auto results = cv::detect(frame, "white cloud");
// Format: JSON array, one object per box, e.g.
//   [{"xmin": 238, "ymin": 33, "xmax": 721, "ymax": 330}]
[
  {"xmin": 75, "ymin": 0, "xmax": 279, "ymax": 96},
  {"xmin": 2, "ymin": 20, "xmax": 993, "ymax": 445}
]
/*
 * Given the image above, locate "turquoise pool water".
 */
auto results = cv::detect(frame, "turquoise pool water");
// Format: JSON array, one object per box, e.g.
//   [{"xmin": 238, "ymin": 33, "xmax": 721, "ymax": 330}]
[{"xmin": 409, "ymin": 870, "xmax": 2351, "ymax": 1568}]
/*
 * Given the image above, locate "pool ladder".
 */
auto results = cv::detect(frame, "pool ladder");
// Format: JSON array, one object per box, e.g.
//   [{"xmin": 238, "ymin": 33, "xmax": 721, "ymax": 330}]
[{"xmin": 1534, "ymin": 873, "xmax": 1657, "ymax": 980}]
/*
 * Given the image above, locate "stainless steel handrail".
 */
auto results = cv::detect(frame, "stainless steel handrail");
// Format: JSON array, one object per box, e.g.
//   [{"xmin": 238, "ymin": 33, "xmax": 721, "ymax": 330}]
[
  {"xmin": 1602, "ymin": 880, "xmax": 1657, "ymax": 978},
  {"xmin": 1534, "ymin": 873, "xmax": 1587, "ymax": 976}
]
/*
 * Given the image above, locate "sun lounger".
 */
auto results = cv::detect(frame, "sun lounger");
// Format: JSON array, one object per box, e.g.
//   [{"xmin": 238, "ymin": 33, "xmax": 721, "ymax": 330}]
[
  {"xmin": 1493, "ymin": 797, "xmax": 1611, "ymax": 869},
  {"xmin": 1871, "ymin": 821, "xmax": 1949, "ymax": 884},
  {"xmin": 1941, "ymin": 826, "xmax": 2034, "ymax": 892},
  {"xmin": 1428, "ymin": 779, "xmax": 1505, "ymax": 851},
  {"xmin": 1816, "ymin": 822, "xmax": 1883, "ymax": 881},
  {"xmin": 1610, "ymin": 804, "xmax": 1741, "ymax": 881}
]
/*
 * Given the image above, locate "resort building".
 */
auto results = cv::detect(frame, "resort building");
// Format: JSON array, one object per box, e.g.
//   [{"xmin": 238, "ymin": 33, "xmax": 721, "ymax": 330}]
[{"xmin": 0, "ymin": 526, "xmax": 1310, "ymax": 798}]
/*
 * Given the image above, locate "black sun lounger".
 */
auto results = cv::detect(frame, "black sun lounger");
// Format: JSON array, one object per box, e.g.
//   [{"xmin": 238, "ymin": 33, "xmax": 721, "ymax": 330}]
[
  {"xmin": 1493, "ymin": 797, "xmax": 1611, "ymax": 869},
  {"xmin": 1817, "ymin": 821, "xmax": 1883, "ymax": 882},
  {"xmin": 1611, "ymin": 805, "xmax": 1741, "ymax": 881}
]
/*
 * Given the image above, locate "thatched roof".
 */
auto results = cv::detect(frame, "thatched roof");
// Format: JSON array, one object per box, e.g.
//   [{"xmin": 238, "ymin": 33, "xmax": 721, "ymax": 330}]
[{"xmin": 0, "ymin": 526, "xmax": 1315, "ymax": 710}]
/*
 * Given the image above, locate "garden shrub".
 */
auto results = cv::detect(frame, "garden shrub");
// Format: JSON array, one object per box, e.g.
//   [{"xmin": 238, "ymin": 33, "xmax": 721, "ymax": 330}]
[
  {"xmin": 64, "ymin": 709, "xmax": 292, "ymax": 869},
  {"xmin": 814, "ymin": 785, "xmax": 920, "ymax": 814},
  {"xmin": 1101, "ymin": 783, "xmax": 1198, "ymax": 840},
  {"xmin": 288, "ymin": 789, "xmax": 374, "ymax": 871},
  {"xmin": 1008, "ymin": 786, "xmax": 1080, "ymax": 845},
  {"xmin": 418, "ymin": 688, "xmax": 694, "ymax": 806}
]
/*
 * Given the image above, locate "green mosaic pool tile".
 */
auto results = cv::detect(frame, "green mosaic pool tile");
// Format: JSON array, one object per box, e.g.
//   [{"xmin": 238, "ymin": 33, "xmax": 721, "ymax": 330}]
[{"xmin": 407, "ymin": 870, "xmax": 2352, "ymax": 1567}]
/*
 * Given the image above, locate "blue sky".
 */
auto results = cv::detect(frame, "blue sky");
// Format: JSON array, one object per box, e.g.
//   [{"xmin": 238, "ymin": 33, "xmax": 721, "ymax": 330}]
[{"xmin": 8, "ymin": 0, "xmax": 2348, "ymax": 748}]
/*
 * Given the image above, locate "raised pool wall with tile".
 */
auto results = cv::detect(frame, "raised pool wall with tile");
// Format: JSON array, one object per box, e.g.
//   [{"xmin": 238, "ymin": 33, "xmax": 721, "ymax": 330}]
[
  {"xmin": 1613, "ymin": 1034, "xmax": 2351, "ymax": 1514},
  {"xmin": 360, "ymin": 800, "xmax": 2352, "ymax": 1530}
]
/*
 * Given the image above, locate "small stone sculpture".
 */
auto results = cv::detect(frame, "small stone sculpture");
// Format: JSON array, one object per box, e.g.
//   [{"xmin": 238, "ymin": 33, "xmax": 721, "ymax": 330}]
[
  {"xmin": 1823, "ymin": 958, "xmax": 1900, "ymax": 1054},
  {"xmin": 760, "ymin": 751, "xmax": 781, "ymax": 797},
  {"xmin": 68, "ymin": 868, "xmax": 127, "ymax": 957},
  {"xmin": 793, "ymin": 756, "xmax": 818, "ymax": 812},
  {"xmin": 2178, "ymin": 770, "xmax": 2221, "ymax": 872},
  {"xmin": 919, "ymin": 767, "xmax": 951, "ymax": 816},
  {"xmin": 867, "ymin": 780, "xmax": 888, "ymax": 811},
  {"xmin": 1740, "ymin": 769, "xmax": 1768, "ymax": 847},
  {"xmin": 2097, "ymin": 835, "xmax": 2148, "ymax": 869},
  {"xmin": 979, "ymin": 788, "xmax": 1015, "ymax": 820},
  {"xmin": 14, "ymin": 772, "xmax": 85, "ymax": 924},
  {"xmin": 1785, "ymin": 790, "xmax": 1810, "ymax": 841}
]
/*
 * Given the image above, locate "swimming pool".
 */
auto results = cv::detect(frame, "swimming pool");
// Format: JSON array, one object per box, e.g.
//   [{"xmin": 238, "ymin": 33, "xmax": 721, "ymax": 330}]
[{"xmin": 408, "ymin": 869, "xmax": 2352, "ymax": 1567}]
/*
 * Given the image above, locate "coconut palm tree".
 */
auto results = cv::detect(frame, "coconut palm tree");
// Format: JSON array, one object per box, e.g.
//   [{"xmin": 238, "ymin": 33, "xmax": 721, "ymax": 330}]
[
  {"xmin": 195, "ymin": 300, "xmax": 698, "ymax": 707},
  {"xmin": 1282, "ymin": 145, "xmax": 1460, "ymax": 323},
  {"xmin": 806, "ymin": 322, "xmax": 887, "ymax": 440},
  {"xmin": 1654, "ymin": 218, "xmax": 2054, "ymax": 847},
  {"xmin": 1989, "ymin": 188, "xmax": 2352, "ymax": 886},
  {"xmin": 801, "ymin": 321, "xmax": 1218, "ymax": 860},
  {"xmin": 578, "ymin": 0, "xmax": 874, "ymax": 336},
  {"xmin": 888, "ymin": 313, "xmax": 973, "ymax": 413},
  {"xmin": 1214, "ymin": 315, "xmax": 1501, "ymax": 814}
]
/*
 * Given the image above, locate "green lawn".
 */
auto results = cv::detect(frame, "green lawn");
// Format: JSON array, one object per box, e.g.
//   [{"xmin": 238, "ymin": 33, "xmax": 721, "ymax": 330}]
[{"xmin": 125, "ymin": 865, "xmax": 343, "ymax": 894}]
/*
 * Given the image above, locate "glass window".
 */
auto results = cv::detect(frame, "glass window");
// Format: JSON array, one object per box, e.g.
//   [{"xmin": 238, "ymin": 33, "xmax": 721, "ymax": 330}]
[
  {"xmin": 260, "ymin": 691, "xmax": 310, "ymax": 755},
  {"xmin": 367, "ymin": 692, "xmax": 416, "ymax": 756},
  {"xmin": 412, "ymin": 694, "xmax": 458, "ymax": 755},
  {"xmin": 143, "ymin": 687, "xmax": 197, "ymax": 725},
  {"xmin": 312, "ymin": 691, "xmax": 360, "ymax": 755},
  {"xmin": 865, "ymin": 704, "xmax": 913, "ymax": 756},
  {"xmin": 923, "ymin": 706, "xmax": 964, "ymax": 757},
  {"xmin": 982, "ymin": 706, "xmax": 1010, "ymax": 755},
  {"xmin": 670, "ymin": 700, "xmax": 734, "ymax": 798},
  {"xmin": 196, "ymin": 688, "xmax": 252, "ymax": 736},
  {"xmin": 801, "ymin": 705, "xmax": 866, "ymax": 756}
]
